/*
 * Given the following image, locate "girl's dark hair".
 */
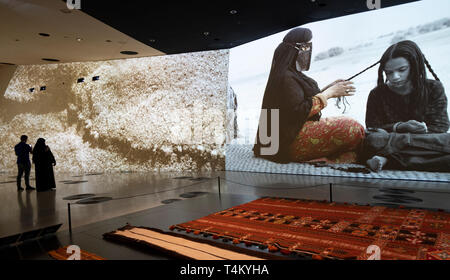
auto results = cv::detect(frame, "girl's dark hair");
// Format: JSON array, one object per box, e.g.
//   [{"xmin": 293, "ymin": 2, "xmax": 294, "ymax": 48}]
[{"xmin": 377, "ymin": 40, "xmax": 439, "ymax": 118}]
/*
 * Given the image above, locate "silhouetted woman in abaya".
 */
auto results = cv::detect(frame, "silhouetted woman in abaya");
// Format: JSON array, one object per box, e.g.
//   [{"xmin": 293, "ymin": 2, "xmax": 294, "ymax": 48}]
[
  {"xmin": 32, "ymin": 138, "xmax": 56, "ymax": 192},
  {"xmin": 253, "ymin": 27, "xmax": 365, "ymax": 164}
]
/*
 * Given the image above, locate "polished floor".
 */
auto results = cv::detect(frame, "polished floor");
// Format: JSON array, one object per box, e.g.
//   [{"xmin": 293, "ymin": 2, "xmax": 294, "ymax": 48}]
[
  {"xmin": 0, "ymin": 171, "xmax": 223, "ymax": 238},
  {"xmin": 0, "ymin": 170, "xmax": 449, "ymax": 259}
]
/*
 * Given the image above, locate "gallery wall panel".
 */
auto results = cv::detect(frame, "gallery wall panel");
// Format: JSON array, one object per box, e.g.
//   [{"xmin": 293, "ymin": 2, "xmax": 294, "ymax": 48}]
[{"xmin": 1, "ymin": 50, "xmax": 229, "ymax": 173}]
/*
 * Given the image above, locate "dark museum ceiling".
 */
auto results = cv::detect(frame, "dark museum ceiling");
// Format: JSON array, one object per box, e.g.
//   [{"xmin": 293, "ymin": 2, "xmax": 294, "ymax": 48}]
[
  {"xmin": 78, "ymin": 0, "xmax": 419, "ymax": 54},
  {"xmin": 0, "ymin": 0, "xmax": 418, "ymax": 65}
]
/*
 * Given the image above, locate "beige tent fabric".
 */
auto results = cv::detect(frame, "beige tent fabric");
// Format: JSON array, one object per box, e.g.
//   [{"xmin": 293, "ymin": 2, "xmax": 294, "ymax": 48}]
[{"xmin": 112, "ymin": 227, "xmax": 265, "ymax": 260}]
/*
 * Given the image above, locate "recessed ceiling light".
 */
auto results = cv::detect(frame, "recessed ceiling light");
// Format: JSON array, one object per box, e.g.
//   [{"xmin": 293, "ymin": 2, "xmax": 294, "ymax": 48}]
[
  {"xmin": 76, "ymin": 38, "xmax": 83, "ymax": 42},
  {"xmin": 40, "ymin": 86, "xmax": 46, "ymax": 91},
  {"xmin": 105, "ymin": 39, "xmax": 112, "ymax": 42},
  {"xmin": 77, "ymin": 78, "xmax": 85, "ymax": 83},
  {"xmin": 120, "ymin": 51, "xmax": 138, "ymax": 55},
  {"xmin": 29, "ymin": 88, "xmax": 35, "ymax": 93},
  {"xmin": 311, "ymin": 0, "xmax": 327, "ymax": 7},
  {"xmin": 203, "ymin": 31, "xmax": 210, "ymax": 36},
  {"xmin": 148, "ymin": 38, "xmax": 156, "ymax": 43},
  {"xmin": 308, "ymin": 10, "xmax": 331, "ymax": 19},
  {"xmin": 42, "ymin": 58, "xmax": 60, "ymax": 62},
  {"xmin": 230, "ymin": 10, "xmax": 237, "ymax": 14},
  {"xmin": 38, "ymin": 33, "xmax": 50, "ymax": 37}
]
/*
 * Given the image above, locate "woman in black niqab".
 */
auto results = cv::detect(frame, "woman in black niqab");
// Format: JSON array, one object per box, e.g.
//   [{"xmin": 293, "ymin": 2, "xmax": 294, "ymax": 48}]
[
  {"xmin": 32, "ymin": 138, "xmax": 56, "ymax": 192},
  {"xmin": 253, "ymin": 27, "xmax": 365, "ymax": 164}
]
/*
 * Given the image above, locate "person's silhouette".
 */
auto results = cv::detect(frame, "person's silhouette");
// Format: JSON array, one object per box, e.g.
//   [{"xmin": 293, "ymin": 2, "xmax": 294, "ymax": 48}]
[
  {"xmin": 32, "ymin": 138, "xmax": 56, "ymax": 192},
  {"xmin": 14, "ymin": 135, "xmax": 35, "ymax": 191}
]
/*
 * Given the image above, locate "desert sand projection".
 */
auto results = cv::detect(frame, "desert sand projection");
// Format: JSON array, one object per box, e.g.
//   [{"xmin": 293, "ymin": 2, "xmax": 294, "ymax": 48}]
[{"xmin": 0, "ymin": 50, "xmax": 230, "ymax": 173}]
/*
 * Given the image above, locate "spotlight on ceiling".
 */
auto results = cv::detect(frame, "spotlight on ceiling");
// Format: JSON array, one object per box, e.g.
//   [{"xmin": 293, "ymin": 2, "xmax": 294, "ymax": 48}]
[
  {"xmin": 92, "ymin": 76, "xmax": 100, "ymax": 81},
  {"xmin": 76, "ymin": 38, "xmax": 83, "ymax": 42},
  {"xmin": 40, "ymin": 86, "xmax": 46, "ymax": 91},
  {"xmin": 29, "ymin": 88, "xmax": 35, "ymax": 93},
  {"xmin": 120, "ymin": 51, "xmax": 138, "ymax": 55},
  {"xmin": 38, "ymin": 33, "xmax": 50, "ymax": 37},
  {"xmin": 77, "ymin": 78, "xmax": 84, "ymax": 83},
  {"xmin": 230, "ymin": 10, "xmax": 237, "ymax": 14}
]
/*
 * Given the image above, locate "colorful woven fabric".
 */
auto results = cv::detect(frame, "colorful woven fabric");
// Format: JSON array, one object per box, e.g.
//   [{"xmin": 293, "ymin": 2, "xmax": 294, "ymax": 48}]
[
  {"xmin": 308, "ymin": 96, "xmax": 325, "ymax": 118},
  {"xmin": 171, "ymin": 197, "xmax": 450, "ymax": 260},
  {"xmin": 289, "ymin": 116, "xmax": 365, "ymax": 164},
  {"xmin": 48, "ymin": 246, "xmax": 105, "ymax": 260}
]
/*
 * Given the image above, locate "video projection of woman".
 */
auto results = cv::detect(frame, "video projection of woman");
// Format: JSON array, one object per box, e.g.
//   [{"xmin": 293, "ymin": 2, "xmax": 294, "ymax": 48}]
[
  {"xmin": 227, "ymin": 0, "xmax": 450, "ymax": 179},
  {"xmin": 253, "ymin": 28, "xmax": 365, "ymax": 164}
]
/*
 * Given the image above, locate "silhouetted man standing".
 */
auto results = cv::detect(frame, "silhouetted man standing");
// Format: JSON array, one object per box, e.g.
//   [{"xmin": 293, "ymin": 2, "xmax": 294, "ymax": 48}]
[{"xmin": 14, "ymin": 135, "xmax": 35, "ymax": 191}]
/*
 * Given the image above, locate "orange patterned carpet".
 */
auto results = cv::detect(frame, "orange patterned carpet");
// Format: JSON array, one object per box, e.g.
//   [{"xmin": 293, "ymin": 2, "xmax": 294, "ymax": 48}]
[
  {"xmin": 171, "ymin": 197, "xmax": 450, "ymax": 260},
  {"xmin": 48, "ymin": 246, "xmax": 105, "ymax": 260}
]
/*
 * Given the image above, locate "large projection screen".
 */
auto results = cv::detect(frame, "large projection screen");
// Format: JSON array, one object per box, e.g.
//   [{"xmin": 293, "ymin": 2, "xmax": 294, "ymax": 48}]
[{"xmin": 226, "ymin": 0, "xmax": 450, "ymax": 181}]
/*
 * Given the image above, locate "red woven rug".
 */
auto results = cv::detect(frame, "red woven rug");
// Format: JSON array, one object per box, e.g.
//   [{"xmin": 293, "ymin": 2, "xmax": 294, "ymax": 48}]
[{"xmin": 170, "ymin": 197, "xmax": 450, "ymax": 260}]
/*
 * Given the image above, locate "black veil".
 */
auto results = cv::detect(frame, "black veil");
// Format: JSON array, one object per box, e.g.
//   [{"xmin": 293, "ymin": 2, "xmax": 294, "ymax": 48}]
[{"xmin": 253, "ymin": 28, "xmax": 321, "ymax": 163}]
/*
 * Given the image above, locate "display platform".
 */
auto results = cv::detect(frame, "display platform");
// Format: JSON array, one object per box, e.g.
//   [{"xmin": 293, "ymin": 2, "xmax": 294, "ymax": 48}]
[{"xmin": 2, "ymin": 183, "xmax": 449, "ymax": 260}]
